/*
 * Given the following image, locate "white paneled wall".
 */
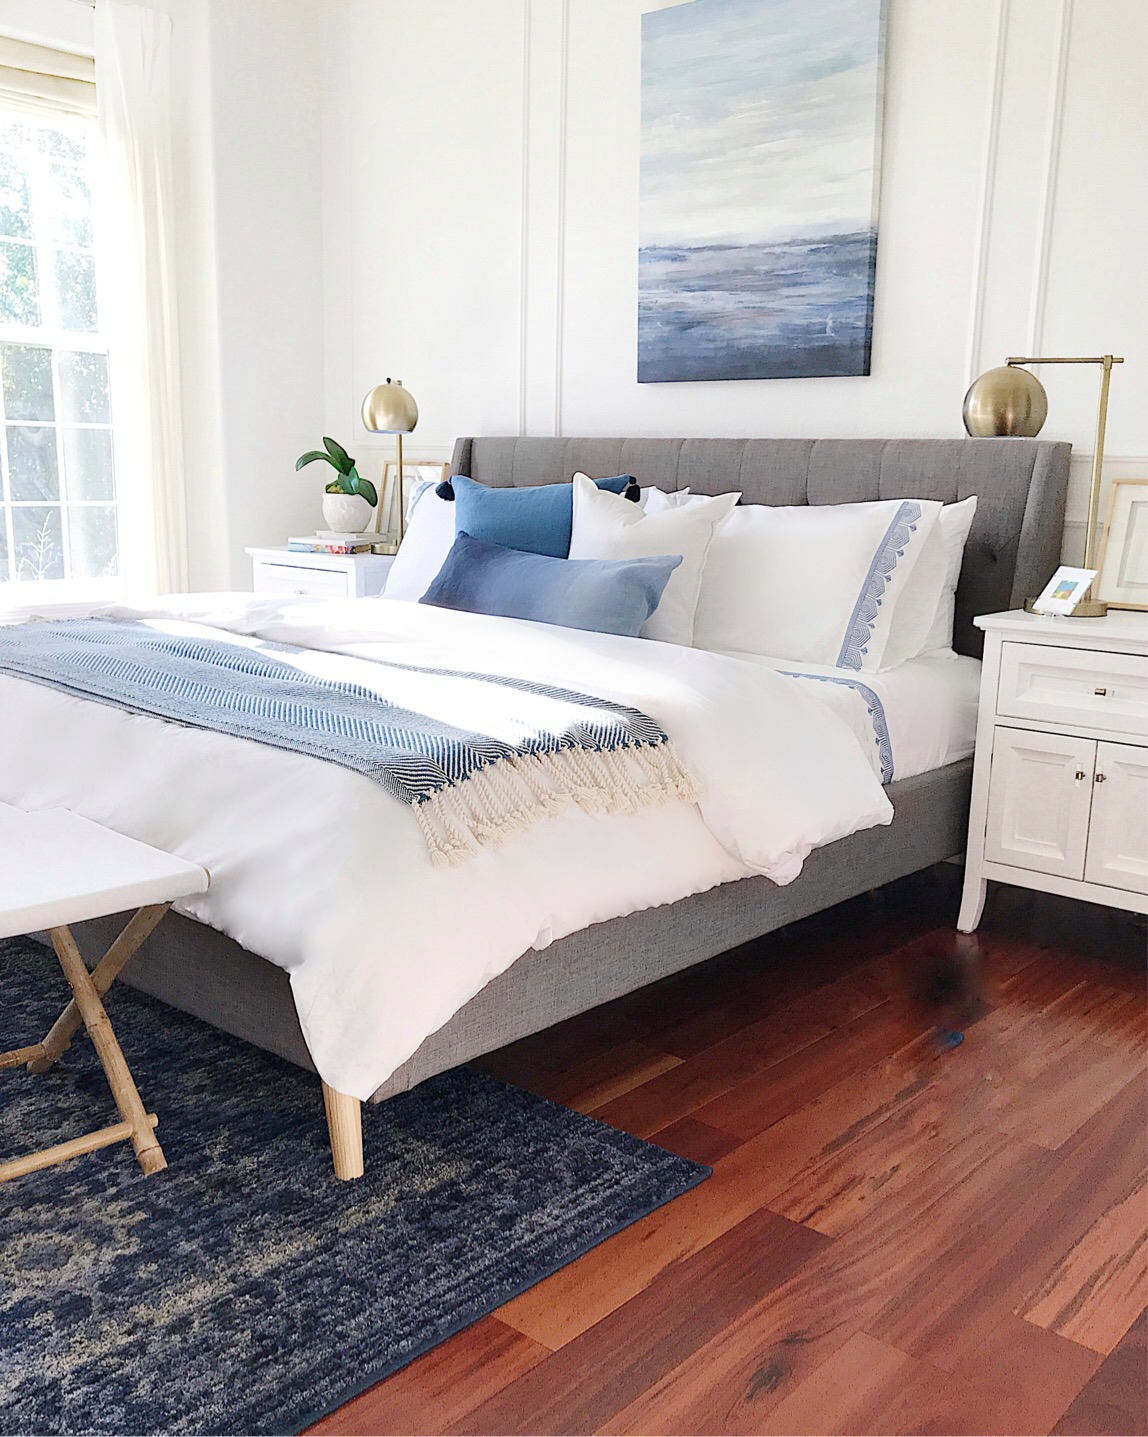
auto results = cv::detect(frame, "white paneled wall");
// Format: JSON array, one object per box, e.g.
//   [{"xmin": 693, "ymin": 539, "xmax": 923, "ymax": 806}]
[{"xmin": 323, "ymin": 0, "xmax": 1147, "ymax": 560}]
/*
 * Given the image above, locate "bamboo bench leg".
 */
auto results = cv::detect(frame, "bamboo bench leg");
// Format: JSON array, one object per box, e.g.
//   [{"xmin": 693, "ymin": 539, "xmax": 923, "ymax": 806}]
[
  {"xmin": 323, "ymin": 1083, "xmax": 364, "ymax": 1180},
  {"xmin": 28, "ymin": 904, "xmax": 171, "ymax": 1075},
  {"xmin": 49, "ymin": 924, "xmax": 167, "ymax": 1177}
]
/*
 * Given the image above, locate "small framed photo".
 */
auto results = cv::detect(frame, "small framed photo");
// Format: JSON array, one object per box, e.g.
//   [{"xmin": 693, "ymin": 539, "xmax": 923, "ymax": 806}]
[
  {"xmin": 380, "ymin": 460, "xmax": 450, "ymax": 538},
  {"xmin": 1095, "ymin": 478, "xmax": 1148, "ymax": 611},
  {"xmin": 1031, "ymin": 565, "xmax": 1099, "ymax": 616}
]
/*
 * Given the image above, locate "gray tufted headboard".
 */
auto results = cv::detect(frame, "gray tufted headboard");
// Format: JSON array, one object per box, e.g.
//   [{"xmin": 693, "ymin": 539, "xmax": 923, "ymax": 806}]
[{"xmin": 449, "ymin": 436, "xmax": 1070, "ymax": 659}]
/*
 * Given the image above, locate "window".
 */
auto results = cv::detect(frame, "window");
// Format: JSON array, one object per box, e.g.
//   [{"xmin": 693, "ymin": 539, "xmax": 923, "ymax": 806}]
[{"xmin": 0, "ymin": 105, "xmax": 118, "ymax": 598}]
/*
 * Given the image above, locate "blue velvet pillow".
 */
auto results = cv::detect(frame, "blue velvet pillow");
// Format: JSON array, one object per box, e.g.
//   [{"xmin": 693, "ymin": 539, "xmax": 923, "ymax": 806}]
[
  {"xmin": 444, "ymin": 473, "xmax": 636, "ymax": 559},
  {"xmin": 420, "ymin": 531, "xmax": 682, "ymax": 638}
]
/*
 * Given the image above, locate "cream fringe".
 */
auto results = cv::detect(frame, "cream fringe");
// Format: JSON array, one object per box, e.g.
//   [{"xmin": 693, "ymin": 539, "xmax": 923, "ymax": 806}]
[{"xmin": 413, "ymin": 741, "xmax": 700, "ymax": 869}]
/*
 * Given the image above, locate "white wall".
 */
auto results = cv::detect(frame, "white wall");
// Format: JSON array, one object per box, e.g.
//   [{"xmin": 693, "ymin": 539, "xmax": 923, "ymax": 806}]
[
  {"xmin": 168, "ymin": 0, "xmax": 326, "ymax": 589},
  {"xmin": 323, "ymin": 0, "xmax": 1148, "ymax": 561}
]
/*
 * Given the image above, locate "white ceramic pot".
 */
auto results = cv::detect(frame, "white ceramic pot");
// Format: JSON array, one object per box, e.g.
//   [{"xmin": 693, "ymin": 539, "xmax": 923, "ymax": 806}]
[{"xmin": 322, "ymin": 492, "xmax": 373, "ymax": 533}]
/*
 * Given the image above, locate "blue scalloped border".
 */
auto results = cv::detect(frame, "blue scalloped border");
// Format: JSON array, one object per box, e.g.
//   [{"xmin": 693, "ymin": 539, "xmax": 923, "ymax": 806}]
[
  {"xmin": 835, "ymin": 501, "xmax": 922, "ymax": 671},
  {"xmin": 780, "ymin": 670, "xmax": 894, "ymax": 784}
]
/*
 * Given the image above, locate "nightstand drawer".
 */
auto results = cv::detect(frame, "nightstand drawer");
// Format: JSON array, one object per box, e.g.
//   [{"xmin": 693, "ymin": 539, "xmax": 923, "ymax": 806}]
[
  {"xmin": 251, "ymin": 562, "xmax": 350, "ymax": 599},
  {"xmin": 997, "ymin": 642, "xmax": 1148, "ymax": 737}
]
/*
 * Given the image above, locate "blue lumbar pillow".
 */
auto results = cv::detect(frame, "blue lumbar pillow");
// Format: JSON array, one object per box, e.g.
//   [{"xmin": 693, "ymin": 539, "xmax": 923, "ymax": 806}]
[
  {"xmin": 420, "ymin": 530, "xmax": 682, "ymax": 638},
  {"xmin": 436, "ymin": 474, "xmax": 638, "ymax": 559}
]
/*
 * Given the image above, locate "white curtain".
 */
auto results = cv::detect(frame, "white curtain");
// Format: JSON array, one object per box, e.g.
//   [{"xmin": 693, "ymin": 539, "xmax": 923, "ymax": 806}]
[{"xmin": 94, "ymin": 0, "xmax": 187, "ymax": 595}]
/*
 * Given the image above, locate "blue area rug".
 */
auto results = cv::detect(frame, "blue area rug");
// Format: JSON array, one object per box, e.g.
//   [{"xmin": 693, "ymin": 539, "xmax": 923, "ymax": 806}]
[{"xmin": 0, "ymin": 937, "xmax": 708, "ymax": 1435}]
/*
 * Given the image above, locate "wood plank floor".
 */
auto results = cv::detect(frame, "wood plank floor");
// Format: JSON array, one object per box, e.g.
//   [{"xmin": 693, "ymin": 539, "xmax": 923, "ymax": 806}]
[{"xmin": 310, "ymin": 870, "xmax": 1147, "ymax": 1437}]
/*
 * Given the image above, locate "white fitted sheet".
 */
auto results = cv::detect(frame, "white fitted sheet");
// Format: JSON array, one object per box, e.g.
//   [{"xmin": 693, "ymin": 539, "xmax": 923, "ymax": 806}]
[{"xmin": 717, "ymin": 650, "xmax": 981, "ymax": 785}]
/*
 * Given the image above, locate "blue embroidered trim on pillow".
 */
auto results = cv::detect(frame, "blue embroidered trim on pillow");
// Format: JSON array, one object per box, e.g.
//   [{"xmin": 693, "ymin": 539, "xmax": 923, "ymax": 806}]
[
  {"xmin": 780, "ymin": 671, "xmax": 894, "ymax": 784},
  {"xmin": 835, "ymin": 501, "xmax": 922, "ymax": 671}
]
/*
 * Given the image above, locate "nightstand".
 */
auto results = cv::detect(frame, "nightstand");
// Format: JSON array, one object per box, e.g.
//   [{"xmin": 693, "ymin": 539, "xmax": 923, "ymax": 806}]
[
  {"xmin": 246, "ymin": 547, "xmax": 394, "ymax": 600},
  {"xmin": 958, "ymin": 608, "xmax": 1148, "ymax": 931}
]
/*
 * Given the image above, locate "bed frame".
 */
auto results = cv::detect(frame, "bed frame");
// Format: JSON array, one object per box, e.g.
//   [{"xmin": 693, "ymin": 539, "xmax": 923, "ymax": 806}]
[{"xmin": 74, "ymin": 436, "xmax": 1070, "ymax": 1178}]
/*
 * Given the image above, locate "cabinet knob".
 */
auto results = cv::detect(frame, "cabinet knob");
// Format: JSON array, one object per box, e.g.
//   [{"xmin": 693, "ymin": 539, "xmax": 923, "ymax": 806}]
[
  {"xmin": 1094, "ymin": 687, "xmax": 1108, "ymax": 696},
  {"xmin": 1075, "ymin": 770, "xmax": 1087, "ymax": 781},
  {"xmin": 1095, "ymin": 772, "xmax": 1107, "ymax": 783}
]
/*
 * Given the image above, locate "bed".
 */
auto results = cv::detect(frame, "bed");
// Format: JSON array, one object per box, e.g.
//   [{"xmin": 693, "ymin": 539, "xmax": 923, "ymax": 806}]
[{"xmin": 3, "ymin": 435, "xmax": 1069, "ymax": 1178}]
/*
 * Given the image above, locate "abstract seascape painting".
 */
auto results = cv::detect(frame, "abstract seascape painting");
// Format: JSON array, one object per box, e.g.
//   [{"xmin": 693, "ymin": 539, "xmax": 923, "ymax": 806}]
[{"xmin": 638, "ymin": 0, "xmax": 886, "ymax": 383}]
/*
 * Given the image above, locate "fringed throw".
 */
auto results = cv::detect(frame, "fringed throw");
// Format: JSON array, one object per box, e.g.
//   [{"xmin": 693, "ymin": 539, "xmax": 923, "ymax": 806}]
[{"xmin": 0, "ymin": 619, "xmax": 698, "ymax": 868}]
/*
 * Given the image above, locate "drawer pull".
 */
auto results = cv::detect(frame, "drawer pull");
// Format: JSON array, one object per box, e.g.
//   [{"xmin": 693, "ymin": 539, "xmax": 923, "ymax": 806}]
[
  {"xmin": 1095, "ymin": 772, "xmax": 1107, "ymax": 784},
  {"xmin": 1075, "ymin": 770, "xmax": 1087, "ymax": 781},
  {"xmin": 1094, "ymin": 687, "xmax": 1109, "ymax": 696}
]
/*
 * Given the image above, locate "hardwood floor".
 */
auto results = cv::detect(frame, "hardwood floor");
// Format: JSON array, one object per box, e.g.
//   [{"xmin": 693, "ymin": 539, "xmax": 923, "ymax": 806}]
[{"xmin": 310, "ymin": 870, "xmax": 1147, "ymax": 1437}]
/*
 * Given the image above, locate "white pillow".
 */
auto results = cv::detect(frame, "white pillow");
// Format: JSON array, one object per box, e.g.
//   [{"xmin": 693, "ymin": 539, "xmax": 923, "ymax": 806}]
[
  {"xmin": 692, "ymin": 497, "xmax": 944, "ymax": 671},
  {"xmin": 569, "ymin": 474, "xmax": 740, "ymax": 645},
  {"xmin": 641, "ymin": 486, "xmax": 693, "ymax": 512},
  {"xmin": 381, "ymin": 480, "xmax": 455, "ymax": 601},
  {"xmin": 923, "ymin": 496, "xmax": 978, "ymax": 655}
]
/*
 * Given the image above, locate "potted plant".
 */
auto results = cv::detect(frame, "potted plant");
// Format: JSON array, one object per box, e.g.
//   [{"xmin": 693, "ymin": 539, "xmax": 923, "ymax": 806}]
[{"xmin": 296, "ymin": 438, "xmax": 379, "ymax": 533}]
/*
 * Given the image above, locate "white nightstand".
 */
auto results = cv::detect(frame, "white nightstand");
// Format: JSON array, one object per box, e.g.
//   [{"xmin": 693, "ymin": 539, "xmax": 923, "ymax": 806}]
[
  {"xmin": 958, "ymin": 608, "xmax": 1148, "ymax": 931},
  {"xmin": 246, "ymin": 547, "xmax": 394, "ymax": 600}
]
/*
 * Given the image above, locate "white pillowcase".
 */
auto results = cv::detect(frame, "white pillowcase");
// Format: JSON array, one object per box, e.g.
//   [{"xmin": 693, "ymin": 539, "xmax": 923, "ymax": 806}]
[
  {"xmin": 692, "ymin": 497, "xmax": 944, "ymax": 671},
  {"xmin": 569, "ymin": 474, "xmax": 740, "ymax": 645},
  {"xmin": 381, "ymin": 480, "xmax": 455, "ymax": 601},
  {"xmin": 923, "ymin": 496, "xmax": 978, "ymax": 655}
]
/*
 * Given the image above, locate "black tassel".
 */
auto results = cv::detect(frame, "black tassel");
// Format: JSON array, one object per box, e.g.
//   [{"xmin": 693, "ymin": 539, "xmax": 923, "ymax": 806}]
[
  {"xmin": 436, "ymin": 479, "xmax": 455, "ymax": 500},
  {"xmin": 623, "ymin": 477, "xmax": 640, "ymax": 502}
]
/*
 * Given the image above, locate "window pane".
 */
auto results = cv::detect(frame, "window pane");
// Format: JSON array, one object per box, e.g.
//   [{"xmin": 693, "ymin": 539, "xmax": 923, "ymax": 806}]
[
  {"xmin": 7, "ymin": 425, "xmax": 59, "ymax": 500},
  {"xmin": 54, "ymin": 250, "xmax": 97, "ymax": 332},
  {"xmin": 62, "ymin": 426, "xmax": 113, "ymax": 500},
  {"xmin": 13, "ymin": 505, "xmax": 63, "ymax": 580},
  {"xmin": 2, "ymin": 344, "xmax": 54, "ymax": 421},
  {"xmin": 47, "ymin": 162, "xmax": 93, "ymax": 248},
  {"xmin": 0, "ymin": 239, "xmax": 39, "ymax": 325},
  {"xmin": 0, "ymin": 154, "xmax": 31, "ymax": 240},
  {"xmin": 39, "ymin": 125, "xmax": 85, "ymax": 163},
  {"xmin": 58, "ymin": 350, "xmax": 108, "ymax": 422},
  {"xmin": 68, "ymin": 504, "xmax": 118, "ymax": 579},
  {"xmin": 0, "ymin": 513, "xmax": 8, "ymax": 582}
]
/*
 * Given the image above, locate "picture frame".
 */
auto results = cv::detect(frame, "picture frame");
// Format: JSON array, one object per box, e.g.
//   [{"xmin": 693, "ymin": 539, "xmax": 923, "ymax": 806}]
[
  {"xmin": 1095, "ymin": 478, "xmax": 1148, "ymax": 611},
  {"xmin": 379, "ymin": 460, "xmax": 450, "ymax": 538},
  {"xmin": 1030, "ymin": 565, "xmax": 1099, "ymax": 617}
]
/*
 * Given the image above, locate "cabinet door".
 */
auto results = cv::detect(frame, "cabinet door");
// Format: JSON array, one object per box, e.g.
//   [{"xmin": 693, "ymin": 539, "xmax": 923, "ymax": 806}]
[
  {"xmin": 984, "ymin": 728, "xmax": 1095, "ymax": 879},
  {"xmin": 1084, "ymin": 741, "xmax": 1148, "ymax": 894}
]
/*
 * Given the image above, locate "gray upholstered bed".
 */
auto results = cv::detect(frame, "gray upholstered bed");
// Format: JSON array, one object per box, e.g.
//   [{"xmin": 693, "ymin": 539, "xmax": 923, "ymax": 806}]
[{"xmin": 75, "ymin": 435, "xmax": 1069, "ymax": 1174}]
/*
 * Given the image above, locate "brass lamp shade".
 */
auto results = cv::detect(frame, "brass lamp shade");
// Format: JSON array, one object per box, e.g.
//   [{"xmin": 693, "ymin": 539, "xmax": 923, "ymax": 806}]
[
  {"xmin": 962, "ymin": 365, "xmax": 1048, "ymax": 437},
  {"xmin": 361, "ymin": 378, "xmax": 418, "ymax": 435},
  {"xmin": 361, "ymin": 379, "xmax": 419, "ymax": 542}
]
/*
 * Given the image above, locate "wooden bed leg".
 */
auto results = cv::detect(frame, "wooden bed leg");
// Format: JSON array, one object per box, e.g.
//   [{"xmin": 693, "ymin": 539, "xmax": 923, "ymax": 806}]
[{"xmin": 322, "ymin": 1083, "xmax": 364, "ymax": 1181}]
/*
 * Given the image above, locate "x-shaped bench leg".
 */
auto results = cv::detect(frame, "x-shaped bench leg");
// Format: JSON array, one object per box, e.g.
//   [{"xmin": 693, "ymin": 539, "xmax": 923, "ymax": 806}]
[{"xmin": 0, "ymin": 905, "xmax": 171, "ymax": 1183}]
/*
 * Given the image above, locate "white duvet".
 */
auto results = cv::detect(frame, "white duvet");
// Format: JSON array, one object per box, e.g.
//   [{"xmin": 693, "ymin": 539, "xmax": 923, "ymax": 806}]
[{"xmin": 0, "ymin": 595, "xmax": 892, "ymax": 1100}]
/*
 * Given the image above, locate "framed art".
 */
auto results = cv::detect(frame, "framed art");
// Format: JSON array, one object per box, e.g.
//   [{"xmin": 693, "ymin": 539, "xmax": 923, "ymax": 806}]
[
  {"xmin": 1030, "ymin": 565, "xmax": 1099, "ymax": 616},
  {"xmin": 380, "ymin": 460, "xmax": 450, "ymax": 538},
  {"xmin": 1095, "ymin": 478, "xmax": 1148, "ymax": 611}
]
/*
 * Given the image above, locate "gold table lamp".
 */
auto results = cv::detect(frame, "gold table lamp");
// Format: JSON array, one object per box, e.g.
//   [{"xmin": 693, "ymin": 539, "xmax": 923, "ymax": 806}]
[
  {"xmin": 361, "ymin": 379, "xmax": 419, "ymax": 541},
  {"xmin": 963, "ymin": 354, "xmax": 1124, "ymax": 615}
]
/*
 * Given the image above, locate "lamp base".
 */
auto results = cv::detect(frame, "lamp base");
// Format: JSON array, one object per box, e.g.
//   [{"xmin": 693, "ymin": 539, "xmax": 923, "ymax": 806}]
[{"xmin": 1024, "ymin": 596, "xmax": 1109, "ymax": 618}]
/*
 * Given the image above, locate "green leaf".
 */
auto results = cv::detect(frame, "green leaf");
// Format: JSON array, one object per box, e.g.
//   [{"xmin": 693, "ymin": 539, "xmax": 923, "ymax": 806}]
[
  {"xmin": 357, "ymin": 478, "xmax": 378, "ymax": 508},
  {"xmin": 322, "ymin": 436, "xmax": 354, "ymax": 474},
  {"xmin": 324, "ymin": 478, "xmax": 349, "ymax": 494},
  {"xmin": 296, "ymin": 450, "xmax": 334, "ymax": 471}
]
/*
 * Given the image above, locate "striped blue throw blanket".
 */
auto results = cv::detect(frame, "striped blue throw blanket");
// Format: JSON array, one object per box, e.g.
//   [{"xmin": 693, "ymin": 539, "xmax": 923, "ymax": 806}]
[{"xmin": 0, "ymin": 618, "xmax": 698, "ymax": 868}]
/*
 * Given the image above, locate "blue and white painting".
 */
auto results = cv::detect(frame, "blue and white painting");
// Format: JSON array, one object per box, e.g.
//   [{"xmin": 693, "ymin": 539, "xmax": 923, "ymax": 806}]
[{"xmin": 638, "ymin": 0, "xmax": 886, "ymax": 383}]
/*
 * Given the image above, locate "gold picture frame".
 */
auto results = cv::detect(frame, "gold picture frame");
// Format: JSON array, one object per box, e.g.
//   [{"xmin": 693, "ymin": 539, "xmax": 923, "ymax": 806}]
[
  {"xmin": 379, "ymin": 460, "xmax": 450, "ymax": 540},
  {"xmin": 1095, "ymin": 478, "xmax": 1148, "ymax": 611}
]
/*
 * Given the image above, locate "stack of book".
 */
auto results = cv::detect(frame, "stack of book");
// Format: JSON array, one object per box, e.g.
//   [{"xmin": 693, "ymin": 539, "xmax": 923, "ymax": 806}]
[{"xmin": 287, "ymin": 531, "xmax": 396, "ymax": 556}]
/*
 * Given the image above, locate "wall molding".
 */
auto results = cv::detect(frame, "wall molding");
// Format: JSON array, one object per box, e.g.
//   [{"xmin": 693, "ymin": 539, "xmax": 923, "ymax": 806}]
[
  {"xmin": 553, "ymin": 0, "xmax": 570, "ymax": 437},
  {"xmin": 517, "ymin": 0, "xmax": 531, "ymax": 436},
  {"xmin": 964, "ymin": 0, "xmax": 1009, "ymax": 388},
  {"xmin": 1027, "ymin": 0, "xmax": 1073, "ymax": 357}
]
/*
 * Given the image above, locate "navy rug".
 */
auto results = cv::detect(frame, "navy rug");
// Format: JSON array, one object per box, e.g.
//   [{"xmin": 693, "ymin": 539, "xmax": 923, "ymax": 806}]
[{"xmin": 0, "ymin": 937, "xmax": 708, "ymax": 1435}]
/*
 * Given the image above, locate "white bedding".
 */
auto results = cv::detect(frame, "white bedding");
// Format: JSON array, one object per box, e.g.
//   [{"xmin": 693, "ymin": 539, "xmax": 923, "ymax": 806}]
[
  {"xmin": 0, "ymin": 595, "xmax": 894, "ymax": 1101},
  {"xmin": 728, "ymin": 650, "xmax": 982, "ymax": 786}
]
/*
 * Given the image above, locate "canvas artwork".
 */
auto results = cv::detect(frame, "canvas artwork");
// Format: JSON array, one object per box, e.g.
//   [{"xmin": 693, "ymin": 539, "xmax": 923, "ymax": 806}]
[{"xmin": 638, "ymin": 0, "xmax": 886, "ymax": 383}]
